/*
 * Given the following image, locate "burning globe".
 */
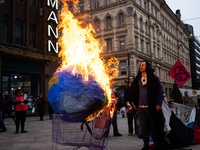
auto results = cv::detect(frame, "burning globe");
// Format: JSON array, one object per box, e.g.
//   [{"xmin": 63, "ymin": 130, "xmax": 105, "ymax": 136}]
[{"xmin": 48, "ymin": 0, "xmax": 118, "ymax": 122}]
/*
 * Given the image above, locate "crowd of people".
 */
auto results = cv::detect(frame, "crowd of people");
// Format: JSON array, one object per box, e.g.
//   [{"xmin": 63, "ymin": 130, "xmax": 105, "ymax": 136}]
[{"xmin": 0, "ymin": 90, "xmax": 54, "ymax": 133}]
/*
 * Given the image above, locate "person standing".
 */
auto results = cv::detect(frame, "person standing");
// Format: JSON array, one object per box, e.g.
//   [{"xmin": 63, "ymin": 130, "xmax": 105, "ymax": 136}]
[
  {"xmin": 0, "ymin": 91, "xmax": 7, "ymax": 132},
  {"xmin": 12, "ymin": 89, "xmax": 28, "ymax": 134},
  {"xmin": 124, "ymin": 75, "xmax": 138, "ymax": 136},
  {"xmin": 111, "ymin": 91, "xmax": 122, "ymax": 136},
  {"xmin": 2, "ymin": 91, "xmax": 16, "ymax": 123},
  {"xmin": 130, "ymin": 60, "xmax": 165, "ymax": 150},
  {"xmin": 182, "ymin": 91, "xmax": 191, "ymax": 106},
  {"xmin": 36, "ymin": 94, "xmax": 46, "ymax": 121}
]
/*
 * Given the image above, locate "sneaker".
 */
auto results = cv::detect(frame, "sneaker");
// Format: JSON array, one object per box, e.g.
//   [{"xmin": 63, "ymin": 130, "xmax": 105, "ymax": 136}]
[
  {"xmin": 0, "ymin": 127, "xmax": 7, "ymax": 132},
  {"xmin": 21, "ymin": 130, "xmax": 28, "ymax": 133},
  {"xmin": 15, "ymin": 131, "xmax": 19, "ymax": 134},
  {"xmin": 114, "ymin": 132, "xmax": 122, "ymax": 136}
]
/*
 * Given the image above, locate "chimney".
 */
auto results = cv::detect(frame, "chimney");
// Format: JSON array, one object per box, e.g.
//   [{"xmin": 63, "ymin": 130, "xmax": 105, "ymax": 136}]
[{"xmin": 175, "ymin": 9, "xmax": 181, "ymax": 20}]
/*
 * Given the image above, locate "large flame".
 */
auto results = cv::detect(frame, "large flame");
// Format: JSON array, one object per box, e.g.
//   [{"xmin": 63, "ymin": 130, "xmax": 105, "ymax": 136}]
[{"xmin": 57, "ymin": 0, "xmax": 118, "ymax": 120}]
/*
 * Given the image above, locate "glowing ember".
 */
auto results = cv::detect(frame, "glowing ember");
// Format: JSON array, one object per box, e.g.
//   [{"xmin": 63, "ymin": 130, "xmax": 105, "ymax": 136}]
[{"xmin": 56, "ymin": 0, "xmax": 118, "ymax": 120}]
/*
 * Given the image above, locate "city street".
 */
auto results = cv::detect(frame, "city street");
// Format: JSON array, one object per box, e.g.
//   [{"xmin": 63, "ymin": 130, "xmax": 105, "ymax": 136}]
[{"xmin": 0, "ymin": 113, "xmax": 200, "ymax": 150}]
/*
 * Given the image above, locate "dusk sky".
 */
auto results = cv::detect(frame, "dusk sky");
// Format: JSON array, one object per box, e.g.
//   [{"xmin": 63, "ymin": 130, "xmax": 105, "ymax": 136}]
[{"xmin": 166, "ymin": 0, "xmax": 200, "ymax": 41}]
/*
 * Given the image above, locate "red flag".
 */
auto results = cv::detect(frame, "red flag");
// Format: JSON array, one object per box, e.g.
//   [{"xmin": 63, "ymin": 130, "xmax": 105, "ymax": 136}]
[{"xmin": 168, "ymin": 59, "xmax": 191, "ymax": 87}]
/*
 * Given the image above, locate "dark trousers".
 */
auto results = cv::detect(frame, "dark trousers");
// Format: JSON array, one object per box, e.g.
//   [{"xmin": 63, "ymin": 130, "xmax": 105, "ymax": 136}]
[
  {"xmin": 112, "ymin": 110, "xmax": 118, "ymax": 133},
  {"xmin": 15, "ymin": 111, "xmax": 26, "ymax": 132},
  {"xmin": 127, "ymin": 112, "xmax": 137, "ymax": 134},
  {"xmin": 39, "ymin": 112, "xmax": 44, "ymax": 120},
  {"xmin": 2, "ymin": 112, "xmax": 16, "ymax": 122},
  {"xmin": 138, "ymin": 108, "xmax": 154, "ymax": 148}
]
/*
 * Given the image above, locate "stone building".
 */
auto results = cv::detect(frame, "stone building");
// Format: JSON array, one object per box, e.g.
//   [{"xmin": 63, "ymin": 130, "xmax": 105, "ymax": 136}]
[
  {"xmin": 68, "ymin": 0, "xmax": 192, "ymax": 99},
  {"xmin": 0, "ymin": 0, "xmax": 59, "ymax": 106}
]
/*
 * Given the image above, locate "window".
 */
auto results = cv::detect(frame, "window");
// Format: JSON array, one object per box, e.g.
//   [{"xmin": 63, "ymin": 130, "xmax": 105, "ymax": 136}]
[
  {"xmin": 155, "ymin": 9, "xmax": 157, "ymax": 18},
  {"xmin": 94, "ymin": 19, "xmax": 100, "ymax": 32},
  {"xmin": 157, "ymin": 48, "xmax": 160, "ymax": 59},
  {"xmin": 139, "ymin": 0, "xmax": 141, "ymax": 6},
  {"xmin": 94, "ymin": 0, "xmax": 99, "ymax": 8},
  {"xmin": 15, "ymin": 20, "xmax": 23, "ymax": 45},
  {"xmin": 120, "ymin": 61, "xmax": 127, "ymax": 75},
  {"xmin": 106, "ymin": 38, "xmax": 112, "ymax": 52},
  {"xmin": 145, "ymin": 22, "xmax": 147, "ymax": 33},
  {"xmin": 119, "ymin": 36, "xmax": 125, "ymax": 50},
  {"xmin": 106, "ymin": 16, "xmax": 112, "ymax": 29},
  {"xmin": 146, "ymin": 42, "xmax": 149, "ymax": 54},
  {"xmin": 30, "ymin": 0, "xmax": 36, "ymax": 7},
  {"xmin": 140, "ymin": 18, "xmax": 143, "ymax": 30},
  {"xmin": 151, "ymin": 4, "xmax": 153, "ymax": 14},
  {"xmin": 118, "ymin": 13, "xmax": 125, "ymax": 26},
  {"xmin": 29, "ymin": 24, "xmax": 36, "ymax": 48},
  {"xmin": 144, "ymin": 1, "xmax": 147, "ymax": 11},
  {"xmin": 135, "ymin": 36, "xmax": 138, "ymax": 50},
  {"xmin": 153, "ymin": 46, "xmax": 155, "ymax": 57},
  {"xmin": 68, "ymin": 3, "xmax": 73, "ymax": 13},
  {"xmin": 141, "ymin": 40, "xmax": 144, "ymax": 52},
  {"xmin": 105, "ymin": 0, "xmax": 111, "ymax": 5},
  {"xmin": 79, "ymin": 2, "xmax": 84, "ymax": 12},
  {"xmin": 2, "ymin": 15, "xmax": 9, "ymax": 42},
  {"xmin": 152, "ymin": 28, "xmax": 154, "ymax": 38},
  {"xmin": 134, "ymin": 14, "xmax": 137, "ymax": 27}
]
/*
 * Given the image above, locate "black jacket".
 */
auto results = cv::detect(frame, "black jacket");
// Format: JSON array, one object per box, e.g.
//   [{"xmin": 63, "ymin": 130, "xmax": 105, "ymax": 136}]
[
  {"xmin": 3, "ymin": 94, "xmax": 13, "ymax": 113},
  {"xmin": 0, "ymin": 91, "xmax": 3, "ymax": 111},
  {"xmin": 36, "ymin": 97, "xmax": 46, "ymax": 113}
]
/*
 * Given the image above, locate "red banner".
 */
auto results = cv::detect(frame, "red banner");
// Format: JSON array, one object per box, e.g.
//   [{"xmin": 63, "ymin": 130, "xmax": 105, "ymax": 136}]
[{"xmin": 168, "ymin": 59, "xmax": 191, "ymax": 87}]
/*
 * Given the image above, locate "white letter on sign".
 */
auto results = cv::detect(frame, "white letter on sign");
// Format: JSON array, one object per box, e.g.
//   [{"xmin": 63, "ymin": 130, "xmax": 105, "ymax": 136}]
[
  {"xmin": 47, "ymin": 11, "xmax": 58, "ymax": 24},
  {"xmin": 47, "ymin": 0, "xmax": 58, "ymax": 10},
  {"xmin": 48, "ymin": 25, "xmax": 58, "ymax": 39},
  {"xmin": 48, "ymin": 40, "xmax": 58, "ymax": 53}
]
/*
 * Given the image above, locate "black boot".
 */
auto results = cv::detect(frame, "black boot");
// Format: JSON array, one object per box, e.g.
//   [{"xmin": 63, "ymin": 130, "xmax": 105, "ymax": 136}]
[{"xmin": 0, "ymin": 127, "xmax": 7, "ymax": 132}]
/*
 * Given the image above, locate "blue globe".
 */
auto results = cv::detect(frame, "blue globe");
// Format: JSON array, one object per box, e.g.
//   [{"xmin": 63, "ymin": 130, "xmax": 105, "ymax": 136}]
[{"xmin": 48, "ymin": 67, "xmax": 108, "ymax": 122}]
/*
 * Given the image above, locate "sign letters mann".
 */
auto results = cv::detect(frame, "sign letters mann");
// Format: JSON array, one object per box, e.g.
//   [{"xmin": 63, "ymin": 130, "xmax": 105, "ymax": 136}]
[
  {"xmin": 168, "ymin": 59, "xmax": 191, "ymax": 87},
  {"xmin": 47, "ymin": 0, "xmax": 58, "ymax": 53}
]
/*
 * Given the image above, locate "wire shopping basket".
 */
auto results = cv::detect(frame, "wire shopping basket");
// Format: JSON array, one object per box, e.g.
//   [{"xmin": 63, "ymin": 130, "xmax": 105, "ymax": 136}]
[{"xmin": 52, "ymin": 108, "xmax": 113, "ymax": 150}]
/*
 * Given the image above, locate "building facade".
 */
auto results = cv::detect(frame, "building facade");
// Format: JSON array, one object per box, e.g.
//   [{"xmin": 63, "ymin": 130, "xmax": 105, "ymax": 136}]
[
  {"xmin": 185, "ymin": 24, "xmax": 200, "ymax": 90},
  {"xmin": 71, "ymin": 0, "xmax": 192, "ymax": 99},
  {"xmin": 0, "ymin": 0, "xmax": 59, "ymax": 105}
]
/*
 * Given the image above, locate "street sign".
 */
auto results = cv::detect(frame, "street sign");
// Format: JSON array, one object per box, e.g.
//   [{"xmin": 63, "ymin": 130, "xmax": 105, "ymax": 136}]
[{"xmin": 192, "ymin": 89, "xmax": 197, "ymax": 95}]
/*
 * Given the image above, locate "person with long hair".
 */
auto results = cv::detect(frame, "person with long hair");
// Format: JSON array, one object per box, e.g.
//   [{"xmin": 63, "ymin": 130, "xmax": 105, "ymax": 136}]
[
  {"xmin": 12, "ymin": 89, "xmax": 28, "ymax": 134},
  {"xmin": 124, "ymin": 75, "xmax": 137, "ymax": 136},
  {"xmin": 130, "ymin": 60, "xmax": 166, "ymax": 150}
]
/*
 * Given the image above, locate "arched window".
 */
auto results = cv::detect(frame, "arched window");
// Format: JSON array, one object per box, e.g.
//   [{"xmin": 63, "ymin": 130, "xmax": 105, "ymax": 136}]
[
  {"xmin": 106, "ymin": 16, "xmax": 112, "ymax": 29},
  {"xmin": 140, "ymin": 18, "xmax": 143, "ymax": 30},
  {"xmin": 118, "ymin": 12, "xmax": 125, "ymax": 26},
  {"xmin": 134, "ymin": 14, "xmax": 137, "ymax": 27},
  {"xmin": 94, "ymin": 19, "xmax": 100, "ymax": 32}
]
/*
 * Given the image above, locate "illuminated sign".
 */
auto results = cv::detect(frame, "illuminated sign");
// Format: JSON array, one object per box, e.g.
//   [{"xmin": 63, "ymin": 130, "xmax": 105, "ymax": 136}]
[{"xmin": 47, "ymin": 0, "xmax": 58, "ymax": 53}]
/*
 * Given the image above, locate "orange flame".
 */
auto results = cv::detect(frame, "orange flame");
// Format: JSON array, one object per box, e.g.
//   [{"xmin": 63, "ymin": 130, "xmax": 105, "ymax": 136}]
[{"xmin": 57, "ymin": 0, "xmax": 119, "ymax": 117}]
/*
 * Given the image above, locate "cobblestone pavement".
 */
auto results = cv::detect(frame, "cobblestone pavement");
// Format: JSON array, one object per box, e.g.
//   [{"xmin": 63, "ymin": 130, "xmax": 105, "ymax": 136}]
[{"xmin": 0, "ymin": 114, "xmax": 200, "ymax": 150}]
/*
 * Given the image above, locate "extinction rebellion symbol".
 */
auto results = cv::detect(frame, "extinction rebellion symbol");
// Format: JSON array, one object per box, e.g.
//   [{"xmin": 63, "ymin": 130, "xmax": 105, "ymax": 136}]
[{"xmin": 174, "ymin": 66, "xmax": 189, "ymax": 81}]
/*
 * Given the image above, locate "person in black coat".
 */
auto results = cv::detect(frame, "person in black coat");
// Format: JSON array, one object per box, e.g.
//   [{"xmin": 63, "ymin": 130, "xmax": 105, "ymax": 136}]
[
  {"xmin": 2, "ymin": 91, "xmax": 16, "ymax": 123},
  {"xmin": 36, "ymin": 94, "xmax": 46, "ymax": 121},
  {"xmin": 124, "ymin": 75, "xmax": 138, "ymax": 136},
  {"xmin": 130, "ymin": 60, "xmax": 166, "ymax": 150},
  {"xmin": 0, "ymin": 91, "xmax": 7, "ymax": 132}
]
